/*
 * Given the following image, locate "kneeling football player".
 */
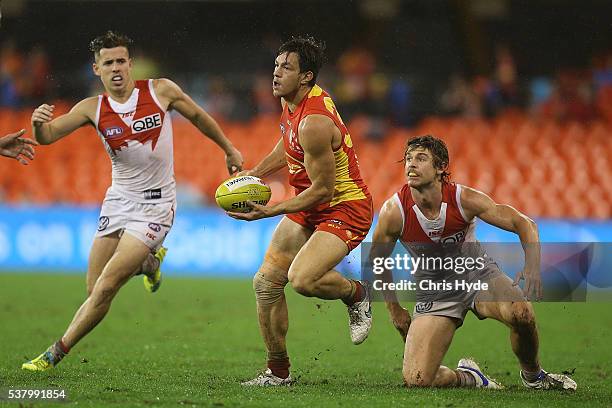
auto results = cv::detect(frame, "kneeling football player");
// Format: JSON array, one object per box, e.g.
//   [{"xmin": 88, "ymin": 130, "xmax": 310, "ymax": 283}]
[{"xmin": 370, "ymin": 135, "xmax": 576, "ymax": 390}]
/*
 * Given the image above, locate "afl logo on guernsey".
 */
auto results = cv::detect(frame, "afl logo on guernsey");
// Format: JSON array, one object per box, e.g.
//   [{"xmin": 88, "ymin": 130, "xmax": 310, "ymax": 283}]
[
  {"xmin": 132, "ymin": 113, "xmax": 162, "ymax": 133},
  {"xmin": 105, "ymin": 127, "xmax": 124, "ymax": 138},
  {"xmin": 148, "ymin": 223, "xmax": 162, "ymax": 232}
]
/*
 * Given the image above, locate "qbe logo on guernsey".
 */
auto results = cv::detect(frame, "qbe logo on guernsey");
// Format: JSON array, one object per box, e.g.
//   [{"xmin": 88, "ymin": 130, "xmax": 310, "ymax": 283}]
[{"xmin": 131, "ymin": 113, "xmax": 162, "ymax": 133}]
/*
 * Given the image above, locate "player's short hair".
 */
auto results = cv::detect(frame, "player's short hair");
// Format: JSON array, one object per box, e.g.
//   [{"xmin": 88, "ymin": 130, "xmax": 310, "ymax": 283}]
[
  {"xmin": 278, "ymin": 35, "xmax": 326, "ymax": 87},
  {"xmin": 405, "ymin": 135, "xmax": 451, "ymax": 183},
  {"xmin": 89, "ymin": 31, "xmax": 133, "ymax": 60}
]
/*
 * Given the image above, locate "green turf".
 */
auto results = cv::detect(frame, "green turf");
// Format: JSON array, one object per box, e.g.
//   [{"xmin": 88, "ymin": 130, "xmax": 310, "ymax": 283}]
[{"xmin": 0, "ymin": 273, "xmax": 610, "ymax": 407}]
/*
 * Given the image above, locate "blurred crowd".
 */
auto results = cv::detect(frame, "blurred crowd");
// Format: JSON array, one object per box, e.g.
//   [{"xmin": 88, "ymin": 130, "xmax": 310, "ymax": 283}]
[
  {"xmin": 1, "ymin": 39, "xmax": 611, "ymax": 217},
  {"xmin": 438, "ymin": 47, "xmax": 612, "ymax": 125},
  {"xmin": 2, "ymin": 39, "xmax": 611, "ymax": 134},
  {"xmin": 0, "ymin": 40, "xmax": 50, "ymax": 108}
]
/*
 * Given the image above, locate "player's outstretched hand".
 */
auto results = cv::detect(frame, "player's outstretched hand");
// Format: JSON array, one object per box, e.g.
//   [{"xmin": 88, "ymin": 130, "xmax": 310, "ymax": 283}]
[
  {"xmin": 513, "ymin": 267, "xmax": 543, "ymax": 301},
  {"xmin": 387, "ymin": 303, "xmax": 411, "ymax": 342},
  {"xmin": 31, "ymin": 104, "xmax": 55, "ymax": 127},
  {"xmin": 225, "ymin": 148, "xmax": 244, "ymax": 175},
  {"xmin": 227, "ymin": 200, "xmax": 278, "ymax": 221},
  {"xmin": 0, "ymin": 129, "xmax": 39, "ymax": 165}
]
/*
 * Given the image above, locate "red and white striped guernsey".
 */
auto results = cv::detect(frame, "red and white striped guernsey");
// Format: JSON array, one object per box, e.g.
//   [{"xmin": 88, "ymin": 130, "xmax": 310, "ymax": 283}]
[
  {"xmin": 392, "ymin": 182, "xmax": 476, "ymax": 244},
  {"xmin": 95, "ymin": 79, "xmax": 175, "ymax": 204}
]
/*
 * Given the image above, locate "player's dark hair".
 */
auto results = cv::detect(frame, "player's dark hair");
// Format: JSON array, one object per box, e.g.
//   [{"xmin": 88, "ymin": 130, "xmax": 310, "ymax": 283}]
[
  {"xmin": 278, "ymin": 35, "xmax": 326, "ymax": 87},
  {"xmin": 89, "ymin": 31, "xmax": 133, "ymax": 59},
  {"xmin": 405, "ymin": 135, "xmax": 451, "ymax": 183}
]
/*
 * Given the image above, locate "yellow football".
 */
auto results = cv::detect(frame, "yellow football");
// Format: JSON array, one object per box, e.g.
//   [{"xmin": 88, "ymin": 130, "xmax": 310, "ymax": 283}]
[{"xmin": 215, "ymin": 176, "xmax": 272, "ymax": 213}]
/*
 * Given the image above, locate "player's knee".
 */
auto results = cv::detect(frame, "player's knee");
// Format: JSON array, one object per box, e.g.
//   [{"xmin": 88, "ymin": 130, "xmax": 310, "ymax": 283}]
[
  {"xmin": 253, "ymin": 268, "xmax": 287, "ymax": 305},
  {"xmin": 291, "ymin": 279, "xmax": 314, "ymax": 297},
  {"xmin": 90, "ymin": 271, "xmax": 130, "ymax": 304},
  {"xmin": 403, "ymin": 368, "xmax": 434, "ymax": 387},
  {"xmin": 288, "ymin": 273, "xmax": 318, "ymax": 297},
  {"xmin": 91, "ymin": 281, "xmax": 120, "ymax": 307},
  {"xmin": 508, "ymin": 301, "xmax": 536, "ymax": 329}
]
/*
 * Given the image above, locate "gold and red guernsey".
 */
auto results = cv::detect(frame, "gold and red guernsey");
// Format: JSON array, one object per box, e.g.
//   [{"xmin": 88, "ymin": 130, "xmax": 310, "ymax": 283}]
[
  {"xmin": 280, "ymin": 85, "xmax": 370, "ymax": 212},
  {"xmin": 97, "ymin": 80, "xmax": 165, "ymax": 153}
]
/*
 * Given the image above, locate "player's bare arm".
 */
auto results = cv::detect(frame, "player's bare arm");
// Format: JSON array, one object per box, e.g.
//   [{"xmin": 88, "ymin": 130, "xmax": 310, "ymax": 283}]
[
  {"xmin": 0, "ymin": 129, "xmax": 39, "ymax": 165},
  {"xmin": 460, "ymin": 186, "xmax": 542, "ymax": 300},
  {"xmin": 371, "ymin": 197, "xmax": 411, "ymax": 340},
  {"xmin": 154, "ymin": 78, "xmax": 243, "ymax": 174},
  {"xmin": 31, "ymin": 98, "xmax": 97, "ymax": 145},
  {"xmin": 239, "ymin": 138, "xmax": 287, "ymax": 178},
  {"xmin": 228, "ymin": 114, "xmax": 336, "ymax": 221}
]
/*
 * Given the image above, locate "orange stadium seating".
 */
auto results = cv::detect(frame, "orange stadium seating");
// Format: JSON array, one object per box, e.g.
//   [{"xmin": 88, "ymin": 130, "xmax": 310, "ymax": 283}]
[{"xmin": 1, "ymin": 108, "xmax": 610, "ymax": 218}]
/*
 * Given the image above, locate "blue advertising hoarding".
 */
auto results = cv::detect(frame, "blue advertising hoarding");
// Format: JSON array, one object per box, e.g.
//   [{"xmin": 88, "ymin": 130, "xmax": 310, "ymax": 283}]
[{"xmin": 0, "ymin": 205, "xmax": 610, "ymax": 276}]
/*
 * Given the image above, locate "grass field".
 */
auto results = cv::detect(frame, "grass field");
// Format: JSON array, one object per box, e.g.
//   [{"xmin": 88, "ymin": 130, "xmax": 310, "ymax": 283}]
[{"xmin": 1, "ymin": 273, "xmax": 611, "ymax": 407}]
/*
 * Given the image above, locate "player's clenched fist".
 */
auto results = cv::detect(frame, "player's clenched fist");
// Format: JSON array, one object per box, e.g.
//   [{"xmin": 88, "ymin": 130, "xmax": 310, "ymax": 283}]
[{"xmin": 31, "ymin": 104, "xmax": 55, "ymax": 127}]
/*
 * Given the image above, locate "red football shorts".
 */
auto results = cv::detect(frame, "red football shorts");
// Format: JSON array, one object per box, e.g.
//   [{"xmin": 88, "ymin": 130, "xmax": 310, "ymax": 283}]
[{"xmin": 286, "ymin": 197, "xmax": 373, "ymax": 252}]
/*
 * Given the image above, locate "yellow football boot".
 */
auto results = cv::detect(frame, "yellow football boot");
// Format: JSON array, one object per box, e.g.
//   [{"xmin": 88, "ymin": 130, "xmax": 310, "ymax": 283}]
[{"xmin": 22, "ymin": 351, "xmax": 55, "ymax": 372}]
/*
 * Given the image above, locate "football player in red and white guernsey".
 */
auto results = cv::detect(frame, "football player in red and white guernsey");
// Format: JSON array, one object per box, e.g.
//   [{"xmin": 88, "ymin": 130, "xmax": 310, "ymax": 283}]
[
  {"xmin": 371, "ymin": 135, "xmax": 576, "ymax": 390},
  {"xmin": 22, "ymin": 31, "xmax": 243, "ymax": 371},
  {"xmin": 230, "ymin": 36, "xmax": 373, "ymax": 386}
]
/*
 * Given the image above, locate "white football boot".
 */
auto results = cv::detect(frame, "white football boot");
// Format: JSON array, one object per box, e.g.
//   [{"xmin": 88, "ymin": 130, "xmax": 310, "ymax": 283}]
[
  {"xmin": 347, "ymin": 280, "xmax": 372, "ymax": 345},
  {"xmin": 240, "ymin": 369, "xmax": 293, "ymax": 386},
  {"xmin": 520, "ymin": 369, "xmax": 577, "ymax": 391},
  {"xmin": 457, "ymin": 358, "xmax": 503, "ymax": 389}
]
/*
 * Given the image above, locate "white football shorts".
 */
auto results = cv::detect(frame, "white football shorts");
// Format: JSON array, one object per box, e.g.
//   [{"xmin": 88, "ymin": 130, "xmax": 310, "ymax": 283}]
[{"xmin": 95, "ymin": 189, "xmax": 175, "ymax": 250}]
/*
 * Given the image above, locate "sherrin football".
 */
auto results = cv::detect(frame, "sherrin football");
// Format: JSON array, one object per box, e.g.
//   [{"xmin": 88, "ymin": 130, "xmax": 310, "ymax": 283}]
[{"xmin": 215, "ymin": 176, "xmax": 272, "ymax": 213}]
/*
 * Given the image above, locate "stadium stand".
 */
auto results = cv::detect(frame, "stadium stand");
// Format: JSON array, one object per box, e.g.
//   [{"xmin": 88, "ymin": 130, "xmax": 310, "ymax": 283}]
[{"xmin": 1, "ymin": 108, "xmax": 610, "ymax": 218}]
